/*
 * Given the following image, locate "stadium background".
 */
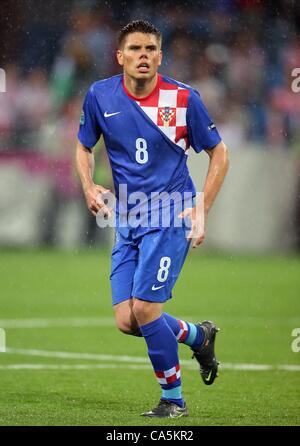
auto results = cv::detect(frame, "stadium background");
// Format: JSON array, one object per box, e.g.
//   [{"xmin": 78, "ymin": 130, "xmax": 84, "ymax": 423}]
[{"xmin": 0, "ymin": 0, "xmax": 299, "ymax": 426}]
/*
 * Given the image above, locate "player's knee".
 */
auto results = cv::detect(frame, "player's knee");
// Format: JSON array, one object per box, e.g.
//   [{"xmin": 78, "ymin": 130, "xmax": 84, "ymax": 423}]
[
  {"xmin": 115, "ymin": 317, "xmax": 136, "ymax": 335},
  {"xmin": 132, "ymin": 299, "xmax": 156, "ymax": 324},
  {"xmin": 132, "ymin": 298, "xmax": 163, "ymax": 326}
]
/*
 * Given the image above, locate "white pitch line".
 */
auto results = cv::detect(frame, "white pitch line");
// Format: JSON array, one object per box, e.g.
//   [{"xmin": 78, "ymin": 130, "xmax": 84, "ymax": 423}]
[
  {"xmin": 1, "ymin": 316, "xmax": 299, "ymax": 329},
  {"xmin": 0, "ymin": 363, "xmax": 150, "ymax": 370},
  {"xmin": 6, "ymin": 348, "xmax": 150, "ymax": 364},
  {"xmin": 3, "ymin": 348, "xmax": 300, "ymax": 372}
]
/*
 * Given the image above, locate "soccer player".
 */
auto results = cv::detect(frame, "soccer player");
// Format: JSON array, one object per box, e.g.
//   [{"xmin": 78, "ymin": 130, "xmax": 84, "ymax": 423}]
[{"xmin": 76, "ymin": 20, "xmax": 229, "ymax": 418}]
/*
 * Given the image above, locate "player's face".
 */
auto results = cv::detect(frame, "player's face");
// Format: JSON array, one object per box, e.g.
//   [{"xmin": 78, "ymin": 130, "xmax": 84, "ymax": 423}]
[{"xmin": 117, "ymin": 32, "xmax": 162, "ymax": 80}]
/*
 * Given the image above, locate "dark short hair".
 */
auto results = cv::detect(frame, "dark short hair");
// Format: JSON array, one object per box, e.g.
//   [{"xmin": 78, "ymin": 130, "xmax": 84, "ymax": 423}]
[{"xmin": 118, "ymin": 20, "xmax": 162, "ymax": 48}]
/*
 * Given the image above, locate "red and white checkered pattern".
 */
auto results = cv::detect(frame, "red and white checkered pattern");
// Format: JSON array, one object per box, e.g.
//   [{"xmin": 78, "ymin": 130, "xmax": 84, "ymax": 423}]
[
  {"xmin": 135, "ymin": 75, "xmax": 190, "ymax": 152},
  {"xmin": 155, "ymin": 364, "xmax": 181, "ymax": 385},
  {"xmin": 176, "ymin": 320, "xmax": 189, "ymax": 342}
]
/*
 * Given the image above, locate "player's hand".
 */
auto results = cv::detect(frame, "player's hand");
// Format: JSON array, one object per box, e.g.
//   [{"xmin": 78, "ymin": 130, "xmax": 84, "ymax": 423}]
[
  {"xmin": 84, "ymin": 183, "xmax": 111, "ymax": 218},
  {"xmin": 178, "ymin": 207, "xmax": 208, "ymax": 248}
]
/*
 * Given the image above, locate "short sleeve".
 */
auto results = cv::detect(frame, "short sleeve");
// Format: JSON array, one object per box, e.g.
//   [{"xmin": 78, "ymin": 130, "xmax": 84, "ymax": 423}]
[
  {"xmin": 77, "ymin": 85, "xmax": 102, "ymax": 149},
  {"xmin": 187, "ymin": 89, "xmax": 221, "ymax": 153}
]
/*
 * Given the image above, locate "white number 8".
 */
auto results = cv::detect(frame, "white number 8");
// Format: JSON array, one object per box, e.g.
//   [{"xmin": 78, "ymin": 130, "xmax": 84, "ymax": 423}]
[
  {"xmin": 157, "ymin": 256, "xmax": 171, "ymax": 283},
  {"xmin": 135, "ymin": 138, "xmax": 148, "ymax": 164}
]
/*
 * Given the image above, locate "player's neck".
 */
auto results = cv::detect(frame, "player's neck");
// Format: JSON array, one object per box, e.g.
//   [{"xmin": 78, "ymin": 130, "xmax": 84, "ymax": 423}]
[{"xmin": 123, "ymin": 73, "xmax": 158, "ymax": 99}]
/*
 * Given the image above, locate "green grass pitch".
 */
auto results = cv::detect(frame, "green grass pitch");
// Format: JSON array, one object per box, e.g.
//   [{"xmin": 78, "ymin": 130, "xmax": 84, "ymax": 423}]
[{"xmin": 0, "ymin": 248, "xmax": 299, "ymax": 426}]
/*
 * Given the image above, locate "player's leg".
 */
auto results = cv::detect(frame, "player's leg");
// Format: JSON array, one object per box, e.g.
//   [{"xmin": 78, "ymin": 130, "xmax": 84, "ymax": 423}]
[
  {"xmin": 163, "ymin": 313, "xmax": 220, "ymax": 385},
  {"xmin": 132, "ymin": 297, "xmax": 187, "ymax": 417},
  {"xmin": 131, "ymin": 226, "xmax": 191, "ymax": 417},
  {"xmin": 113, "ymin": 297, "xmax": 206, "ymax": 344},
  {"xmin": 113, "ymin": 299, "xmax": 209, "ymax": 350},
  {"xmin": 110, "ymin": 228, "xmax": 214, "ymax": 345},
  {"xmin": 111, "ymin": 225, "xmax": 219, "ymax": 389}
]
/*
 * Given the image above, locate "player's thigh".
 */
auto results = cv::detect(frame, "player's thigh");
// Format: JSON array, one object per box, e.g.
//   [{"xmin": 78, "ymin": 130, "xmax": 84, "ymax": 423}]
[{"xmin": 132, "ymin": 226, "xmax": 190, "ymax": 303}]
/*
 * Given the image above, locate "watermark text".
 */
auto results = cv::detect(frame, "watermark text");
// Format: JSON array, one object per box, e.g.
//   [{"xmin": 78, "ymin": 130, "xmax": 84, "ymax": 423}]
[
  {"xmin": 0, "ymin": 68, "xmax": 6, "ymax": 92},
  {"xmin": 0, "ymin": 328, "xmax": 6, "ymax": 352},
  {"xmin": 291, "ymin": 68, "xmax": 300, "ymax": 93},
  {"xmin": 291, "ymin": 328, "xmax": 300, "ymax": 353}
]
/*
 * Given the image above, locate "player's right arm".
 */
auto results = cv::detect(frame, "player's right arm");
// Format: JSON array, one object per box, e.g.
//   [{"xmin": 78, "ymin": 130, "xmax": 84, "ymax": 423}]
[
  {"xmin": 76, "ymin": 139, "xmax": 110, "ymax": 217},
  {"xmin": 76, "ymin": 84, "xmax": 111, "ymax": 217}
]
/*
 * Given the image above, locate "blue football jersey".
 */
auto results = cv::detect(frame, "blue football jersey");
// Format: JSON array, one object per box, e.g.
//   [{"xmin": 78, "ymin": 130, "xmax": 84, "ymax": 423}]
[{"xmin": 78, "ymin": 73, "xmax": 221, "ymax": 217}]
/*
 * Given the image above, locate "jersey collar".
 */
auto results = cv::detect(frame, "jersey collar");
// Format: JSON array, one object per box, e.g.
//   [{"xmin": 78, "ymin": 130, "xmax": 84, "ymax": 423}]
[{"xmin": 122, "ymin": 74, "xmax": 162, "ymax": 102}]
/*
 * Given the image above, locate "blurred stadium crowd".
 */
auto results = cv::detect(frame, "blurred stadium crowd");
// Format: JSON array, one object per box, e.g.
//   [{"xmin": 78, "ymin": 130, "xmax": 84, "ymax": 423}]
[{"xmin": 0, "ymin": 0, "xmax": 300, "ymax": 246}]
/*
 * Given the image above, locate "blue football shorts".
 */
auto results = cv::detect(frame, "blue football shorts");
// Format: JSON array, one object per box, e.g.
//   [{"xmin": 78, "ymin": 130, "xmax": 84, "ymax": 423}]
[{"xmin": 110, "ymin": 217, "xmax": 191, "ymax": 306}]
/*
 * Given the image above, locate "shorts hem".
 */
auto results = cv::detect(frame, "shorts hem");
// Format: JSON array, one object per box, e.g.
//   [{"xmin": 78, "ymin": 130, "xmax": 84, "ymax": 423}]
[
  {"xmin": 131, "ymin": 293, "xmax": 172, "ymax": 303},
  {"xmin": 112, "ymin": 295, "xmax": 133, "ymax": 306}
]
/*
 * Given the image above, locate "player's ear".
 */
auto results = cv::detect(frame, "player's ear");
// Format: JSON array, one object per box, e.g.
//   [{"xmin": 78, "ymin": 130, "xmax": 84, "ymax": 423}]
[
  {"xmin": 116, "ymin": 49, "xmax": 124, "ymax": 66},
  {"xmin": 158, "ymin": 50, "xmax": 162, "ymax": 67}
]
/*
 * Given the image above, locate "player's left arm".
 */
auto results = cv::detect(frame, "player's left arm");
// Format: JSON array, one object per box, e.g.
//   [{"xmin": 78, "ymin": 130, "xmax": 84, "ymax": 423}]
[
  {"xmin": 195, "ymin": 140, "xmax": 229, "ymax": 248},
  {"xmin": 180, "ymin": 141, "xmax": 229, "ymax": 248},
  {"xmin": 181, "ymin": 88, "xmax": 230, "ymax": 248},
  {"xmin": 203, "ymin": 140, "xmax": 229, "ymax": 216}
]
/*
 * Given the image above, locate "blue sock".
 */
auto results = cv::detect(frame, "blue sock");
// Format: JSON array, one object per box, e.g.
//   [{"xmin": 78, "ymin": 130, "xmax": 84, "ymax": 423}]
[
  {"xmin": 163, "ymin": 312, "xmax": 204, "ymax": 349},
  {"xmin": 140, "ymin": 315, "xmax": 184, "ymax": 408}
]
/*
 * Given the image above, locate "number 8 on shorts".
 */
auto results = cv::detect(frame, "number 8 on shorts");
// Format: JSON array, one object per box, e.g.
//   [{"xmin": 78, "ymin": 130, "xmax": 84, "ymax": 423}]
[{"xmin": 157, "ymin": 257, "xmax": 171, "ymax": 283}]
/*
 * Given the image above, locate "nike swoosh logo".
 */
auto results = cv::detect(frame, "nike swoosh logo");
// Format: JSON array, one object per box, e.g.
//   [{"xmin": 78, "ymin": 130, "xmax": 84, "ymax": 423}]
[
  {"xmin": 151, "ymin": 285, "xmax": 165, "ymax": 291},
  {"xmin": 104, "ymin": 111, "xmax": 121, "ymax": 118},
  {"xmin": 204, "ymin": 371, "xmax": 212, "ymax": 382}
]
